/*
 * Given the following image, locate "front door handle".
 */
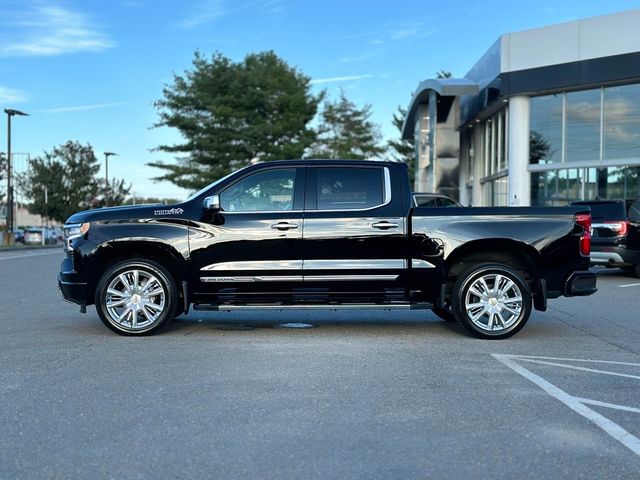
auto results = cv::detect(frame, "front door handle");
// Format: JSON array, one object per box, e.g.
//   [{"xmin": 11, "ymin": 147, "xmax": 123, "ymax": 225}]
[
  {"xmin": 371, "ymin": 221, "xmax": 398, "ymax": 230},
  {"xmin": 271, "ymin": 222, "xmax": 299, "ymax": 230}
]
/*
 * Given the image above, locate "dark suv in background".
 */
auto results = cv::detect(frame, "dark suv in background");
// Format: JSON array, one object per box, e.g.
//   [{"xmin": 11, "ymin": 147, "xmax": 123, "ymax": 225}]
[{"xmin": 571, "ymin": 199, "xmax": 640, "ymax": 277}]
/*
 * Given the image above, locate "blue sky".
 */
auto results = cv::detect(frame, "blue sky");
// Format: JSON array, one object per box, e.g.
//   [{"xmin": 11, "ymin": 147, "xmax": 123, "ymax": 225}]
[{"xmin": 2, "ymin": 0, "xmax": 640, "ymax": 200}]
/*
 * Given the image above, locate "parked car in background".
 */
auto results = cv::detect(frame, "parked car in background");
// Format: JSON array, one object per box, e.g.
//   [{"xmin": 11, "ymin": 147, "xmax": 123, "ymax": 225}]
[
  {"xmin": 13, "ymin": 229, "xmax": 25, "ymax": 244},
  {"xmin": 412, "ymin": 193, "xmax": 462, "ymax": 207},
  {"xmin": 23, "ymin": 227, "xmax": 58, "ymax": 245},
  {"xmin": 23, "ymin": 228, "xmax": 44, "ymax": 245},
  {"xmin": 570, "ymin": 199, "xmax": 640, "ymax": 277}
]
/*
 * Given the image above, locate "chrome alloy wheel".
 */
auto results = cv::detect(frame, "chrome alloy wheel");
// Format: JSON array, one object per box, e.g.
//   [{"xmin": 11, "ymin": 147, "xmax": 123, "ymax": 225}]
[
  {"xmin": 464, "ymin": 273, "xmax": 523, "ymax": 332},
  {"xmin": 105, "ymin": 269, "xmax": 166, "ymax": 330}
]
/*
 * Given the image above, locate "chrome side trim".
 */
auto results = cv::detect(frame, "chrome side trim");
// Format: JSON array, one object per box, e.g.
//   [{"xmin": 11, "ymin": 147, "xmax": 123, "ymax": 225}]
[
  {"xmin": 411, "ymin": 259, "xmax": 436, "ymax": 269},
  {"xmin": 203, "ymin": 259, "xmax": 407, "ymax": 271},
  {"xmin": 303, "ymin": 259, "xmax": 405, "ymax": 270},
  {"xmin": 304, "ymin": 275, "xmax": 399, "ymax": 281},
  {"xmin": 200, "ymin": 276, "xmax": 303, "ymax": 283},
  {"xmin": 201, "ymin": 260, "xmax": 303, "ymax": 271}
]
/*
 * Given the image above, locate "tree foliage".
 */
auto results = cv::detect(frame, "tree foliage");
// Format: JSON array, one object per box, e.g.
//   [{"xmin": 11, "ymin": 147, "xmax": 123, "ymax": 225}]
[
  {"xmin": 20, "ymin": 141, "xmax": 130, "ymax": 223},
  {"xmin": 308, "ymin": 91, "xmax": 385, "ymax": 160},
  {"xmin": 387, "ymin": 106, "xmax": 415, "ymax": 184},
  {"xmin": 150, "ymin": 50, "xmax": 322, "ymax": 190},
  {"xmin": 436, "ymin": 70, "xmax": 453, "ymax": 79}
]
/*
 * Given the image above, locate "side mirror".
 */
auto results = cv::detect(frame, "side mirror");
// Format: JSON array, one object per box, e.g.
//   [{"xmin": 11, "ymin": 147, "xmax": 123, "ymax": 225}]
[{"xmin": 203, "ymin": 195, "xmax": 221, "ymax": 211}]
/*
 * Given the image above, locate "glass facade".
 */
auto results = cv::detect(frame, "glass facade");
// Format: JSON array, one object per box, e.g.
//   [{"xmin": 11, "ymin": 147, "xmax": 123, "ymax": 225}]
[
  {"xmin": 604, "ymin": 84, "xmax": 640, "ymax": 160},
  {"xmin": 565, "ymin": 89, "xmax": 601, "ymax": 162},
  {"xmin": 530, "ymin": 84, "xmax": 640, "ymax": 205},
  {"xmin": 531, "ymin": 166, "xmax": 640, "ymax": 206},
  {"xmin": 530, "ymin": 95, "xmax": 562, "ymax": 164}
]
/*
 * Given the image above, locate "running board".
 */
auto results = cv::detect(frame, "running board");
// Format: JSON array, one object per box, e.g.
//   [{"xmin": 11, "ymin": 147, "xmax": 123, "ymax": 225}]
[{"xmin": 193, "ymin": 303, "xmax": 433, "ymax": 311}]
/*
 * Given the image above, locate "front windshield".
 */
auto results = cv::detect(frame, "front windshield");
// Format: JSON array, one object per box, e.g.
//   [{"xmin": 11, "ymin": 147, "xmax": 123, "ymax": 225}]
[{"xmin": 183, "ymin": 168, "xmax": 243, "ymax": 202}]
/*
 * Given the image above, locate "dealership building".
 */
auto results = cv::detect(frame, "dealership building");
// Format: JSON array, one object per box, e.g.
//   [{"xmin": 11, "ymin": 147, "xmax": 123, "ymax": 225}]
[{"xmin": 402, "ymin": 9, "xmax": 640, "ymax": 206}]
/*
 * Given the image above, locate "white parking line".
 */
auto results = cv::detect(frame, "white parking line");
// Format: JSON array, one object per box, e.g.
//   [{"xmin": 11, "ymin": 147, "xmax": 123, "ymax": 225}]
[
  {"xmin": 0, "ymin": 250, "xmax": 61, "ymax": 261},
  {"xmin": 517, "ymin": 357, "xmax": 640, "ymax": 380},
  {"xmin": 573, "ymin": 397, "xmax": 640, "ymax": 414},
  {"xmin": 619, "ymin": 282, "xmax": 640, "ymax": 288},
  {"xmin": 493, "ymin": 354, "xmax": 640, "ymax": 458}
]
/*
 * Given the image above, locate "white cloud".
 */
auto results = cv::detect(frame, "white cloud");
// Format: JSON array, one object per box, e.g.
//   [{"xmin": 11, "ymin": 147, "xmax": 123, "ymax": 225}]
[
  {"xmin": 0, "ymin": 4, "xmax": 113, "ymax": 57},
  {"xmin": 0, "ymin": 85, "xmax": 28, "ymax": 103},
  {"xmin": 176, "ymin": 0, "xmax": 285, "ymax": 29},
  {"xmin": 176, "ymin": 0, "xmax": 225, "ymax": 29},
  {"xmin": 310, "ymin": 74, "xmax": 373, "ymax": 85},
  {"xmin": 38, "ymin": 102, "xmax": 125, "ymax": 114},
  {"xmin": 338, "ymin": 54, "xmax": 375, "ymax": 64}
]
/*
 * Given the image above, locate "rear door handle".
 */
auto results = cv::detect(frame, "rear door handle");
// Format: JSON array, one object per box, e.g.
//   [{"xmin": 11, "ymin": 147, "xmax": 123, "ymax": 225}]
[
  {"xmin": 271, "ymin": 222, "xmax": 299, "ymax": 230},
  {"xmin": 371, "ymin": 221, "xmax": 398, "ymax": 230}
]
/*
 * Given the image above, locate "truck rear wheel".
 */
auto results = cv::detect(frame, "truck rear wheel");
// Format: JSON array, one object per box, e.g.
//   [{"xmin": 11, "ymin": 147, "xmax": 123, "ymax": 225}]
[
  {"xmin": 95, "ymin": 259, "xmax": 178, "ymax": 335},
  {"xmin": 451, "ymin": 263, "xmax": 532, "ymax": 339}
]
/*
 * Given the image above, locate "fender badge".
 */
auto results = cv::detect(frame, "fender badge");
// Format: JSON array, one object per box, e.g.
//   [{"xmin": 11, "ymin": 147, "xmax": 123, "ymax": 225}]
[{"xmin": 154, "ymin": 207, "xmax": 184, "ymax": 216}]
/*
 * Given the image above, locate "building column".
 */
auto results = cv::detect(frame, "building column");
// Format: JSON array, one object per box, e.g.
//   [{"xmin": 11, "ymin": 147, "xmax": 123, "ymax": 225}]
[{"xmin": 507, "ymin": 96, "xmax": 531, "ymax": 206}]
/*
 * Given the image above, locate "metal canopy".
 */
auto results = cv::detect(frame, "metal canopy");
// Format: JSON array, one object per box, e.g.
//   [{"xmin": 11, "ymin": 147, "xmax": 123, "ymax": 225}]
[{"xmin": 401, "ymin": 78, "xmax": 479, "ymax": 140}]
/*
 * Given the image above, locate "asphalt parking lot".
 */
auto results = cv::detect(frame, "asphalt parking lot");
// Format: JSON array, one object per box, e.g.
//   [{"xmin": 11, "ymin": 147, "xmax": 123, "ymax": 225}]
[{"xmin": 1, "ymin": 248, "xmax": 639, "ymax": 479}]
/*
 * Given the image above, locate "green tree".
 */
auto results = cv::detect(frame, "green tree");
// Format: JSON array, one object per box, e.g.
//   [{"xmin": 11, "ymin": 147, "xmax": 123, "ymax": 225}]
[
  {"xmin": 387, "ymin": 106, "xmax": 415, "ymax": 184},
  {"xmin": 436, "ymin": 70, "xmax": 453, "ymax": 78},
  {"xmin": 150, "ymin": 50, "xmax": 322, "ymax": 190},
  {"xmin": 21, "ymin": 141, "xmax": 130, "ymax": 223},
  {"xmin": 308, "ymin": 91, "xmax": 385, "ymax": 159}
]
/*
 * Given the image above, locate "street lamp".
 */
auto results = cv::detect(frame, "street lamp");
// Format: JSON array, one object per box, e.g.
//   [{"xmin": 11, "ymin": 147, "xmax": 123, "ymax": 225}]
[
  {"xmin": 4, "ymin": 108, "xmax": 28, "ymax": 245},
  {"xmin": 104, "ymin": 152, "xmax": 117, "ymax": 207}
]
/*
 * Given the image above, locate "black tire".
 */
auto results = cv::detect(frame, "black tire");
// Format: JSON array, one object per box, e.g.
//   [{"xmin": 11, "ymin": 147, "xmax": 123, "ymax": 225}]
[
  {"xmin": 451, "ymin": 263, "xmax": 532, "ymax": 339},
  {"xmin": 95, "ymin": 259, "xmax": 178, "ymax": 335},
  {"xmin": 635, "ymin": 264, "xmax": 640, "ymax": 278}
]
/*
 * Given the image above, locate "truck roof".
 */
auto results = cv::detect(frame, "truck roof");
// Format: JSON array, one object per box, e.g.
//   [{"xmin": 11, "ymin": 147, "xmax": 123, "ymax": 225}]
[{"xmin": 251, "ymin": 159, "xmax": 403, "ymax": 167}]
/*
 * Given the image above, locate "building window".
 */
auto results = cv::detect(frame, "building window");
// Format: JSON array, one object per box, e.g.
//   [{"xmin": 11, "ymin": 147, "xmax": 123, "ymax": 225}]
[
  {"xmin": 530, "ymin": 95, "xmax": 562, "ymax": 164},
  {"xmin": 481, "ymin": 108, "xmax": 507, "ymax": 177},
  {"xmin": 604, "ymin": 84, "xmax": 640, "ymax": 161},
  {"xmin": 531, "ymin": 166, "xmax": 640, "ymax": 206},
  {"xmin": 565, "ymin": 89, "xmax": 601, "ymax": 162}
]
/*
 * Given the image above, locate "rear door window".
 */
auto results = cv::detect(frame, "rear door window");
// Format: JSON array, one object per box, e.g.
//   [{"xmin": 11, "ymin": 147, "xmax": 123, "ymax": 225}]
[{"xmin": 315, "ymin": 167, "xmax": 385, "ymax": 210}]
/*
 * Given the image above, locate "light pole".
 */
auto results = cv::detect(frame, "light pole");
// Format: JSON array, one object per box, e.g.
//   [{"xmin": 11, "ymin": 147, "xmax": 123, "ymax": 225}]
[
  {"xmin": 104, "ymin": 152, "xmax": 117, "ymax": 207},
  {"xmin": 4, "ymin": 109, "xmax": 28, "ymax": 245}
]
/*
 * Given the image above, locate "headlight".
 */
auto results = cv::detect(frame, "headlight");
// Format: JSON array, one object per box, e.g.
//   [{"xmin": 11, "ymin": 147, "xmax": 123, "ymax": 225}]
[{"xmin": 63, "ymin": 222, "xmax": 90, "ymax": 239}]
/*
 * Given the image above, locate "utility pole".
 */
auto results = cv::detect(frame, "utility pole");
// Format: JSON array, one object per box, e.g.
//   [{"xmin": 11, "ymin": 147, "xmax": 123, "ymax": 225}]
[
  {"xmin": 104, "ymin": 152, "xmax": 117, "ymax": 207},
  {"xmin": 4, "ymin": 109, "xmax": 28, "ymax": 245}
]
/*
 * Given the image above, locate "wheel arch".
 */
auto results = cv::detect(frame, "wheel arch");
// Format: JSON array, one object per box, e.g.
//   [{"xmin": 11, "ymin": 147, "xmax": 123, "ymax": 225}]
[
  {"xmin": 445, "ymin": 238, "xmax": 545, "ymax": 288},
  {"xmin": 87, "ymin": 240, "xmax": 188, "ymax": 306}
]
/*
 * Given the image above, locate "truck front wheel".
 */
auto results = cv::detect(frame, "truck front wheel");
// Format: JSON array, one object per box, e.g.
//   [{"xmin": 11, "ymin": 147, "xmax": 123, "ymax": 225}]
[
  {"xmin": 451, "ymin": 263, "xmax": 532, "ymax": 339},
  {"xmin": 95, "ymin": 259, "xmax": 178, "ymax": 335}
]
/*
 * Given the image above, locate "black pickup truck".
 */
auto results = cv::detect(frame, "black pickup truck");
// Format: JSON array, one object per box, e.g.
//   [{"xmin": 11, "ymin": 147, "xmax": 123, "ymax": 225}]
[{"xmin": 59, "ymin": 160, "xmax": 596, "ymax": 339}]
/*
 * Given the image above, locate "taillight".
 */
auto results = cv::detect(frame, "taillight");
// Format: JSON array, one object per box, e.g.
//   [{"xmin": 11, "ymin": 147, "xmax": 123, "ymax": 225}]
[
  {"xmin": 575, "ymin": 213, "xmax": 591, "ymax": 257},
  {"xmin": 603, "ymin": 220, "xmax": 629, "ymax": 236},
  {"xmin": 575, "ymin": 213, "xmax": 591, "ymax": 232}
]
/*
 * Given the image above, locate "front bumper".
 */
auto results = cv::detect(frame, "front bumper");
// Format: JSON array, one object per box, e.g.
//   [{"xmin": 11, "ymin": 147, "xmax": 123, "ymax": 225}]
[
  {"xmin": 563, "ymin": 270, "xmax": 598, "ymax": 297},
  {"xmin": 58, "ymin": 254, "xmax": 88, "ymax": 306},
  {"xmin": 58, "ymin": 275, "xmax": 88, "ymax": 306}
]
